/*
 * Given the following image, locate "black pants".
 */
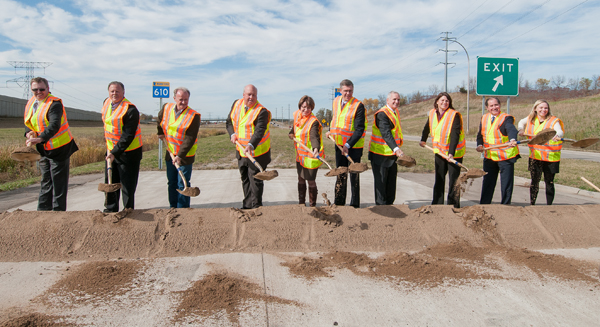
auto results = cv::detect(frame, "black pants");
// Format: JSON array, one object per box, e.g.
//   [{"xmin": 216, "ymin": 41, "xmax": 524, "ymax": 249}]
[
  {"xmin": 432, "ymin": 154, "xmax": 462, "ymax": 208},
  {"xmin": 38, "ymin": 156, "xmax": 70, "ymax": 211},
  {"xmin": 480, "ymin": 158, "xmax": 515, "ymax": 205},
  {"xmin": 104, "ymin": 148, "xmax": 142, "ymax": 212},
  {"xmin": 334, "ymin": 146, "xmax": 363, "ymax": 208},
  {"xmin": 529, "ymin": 158, "xmax": 556, "ymax": 205},
  {"xmin": 371, "ymin": 155, "xmax": 397, "ymax": 205},
  {"xmin": 238, "ymin": 157, "xmax": 265, "ymax": 209}
]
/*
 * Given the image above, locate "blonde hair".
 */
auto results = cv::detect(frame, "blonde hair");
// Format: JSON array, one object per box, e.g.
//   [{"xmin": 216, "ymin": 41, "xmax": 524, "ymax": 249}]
[{"xmin": 527, "ymin": 99, "xmax": 552, "ymax": 124}]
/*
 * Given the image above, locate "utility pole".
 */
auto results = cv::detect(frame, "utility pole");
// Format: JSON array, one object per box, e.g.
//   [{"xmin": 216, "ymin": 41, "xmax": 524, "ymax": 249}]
[
  {"xmin": 6, "ymin": 61, "xmax": 53, "ymax": 98},
  {"xmin": 438, "ymin": 32, "xmax": 456, "ymax": 92}
]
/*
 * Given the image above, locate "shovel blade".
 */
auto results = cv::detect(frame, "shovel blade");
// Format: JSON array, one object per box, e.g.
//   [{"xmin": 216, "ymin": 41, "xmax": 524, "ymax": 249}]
[
  {"xmin": 98, "ymin": 183, "xmax": 122, "ymax": 193},
  {"xmin": 254, "ymin": 170, "xmax": 279, "ymax": 181},
  {"xmin": 324, "ymin": 167, "xmax": 347, "ymax": 177},
  {"xmin": 177, "ymin": 187, "xmax": 201, "ymax": 197},
  {"xmin": 348, "ymin": 162, "xmax": 368, "ymax": 173},
  {"xmin": 571, "ymin": 138, "xmax": 599, "ymax": 148}
]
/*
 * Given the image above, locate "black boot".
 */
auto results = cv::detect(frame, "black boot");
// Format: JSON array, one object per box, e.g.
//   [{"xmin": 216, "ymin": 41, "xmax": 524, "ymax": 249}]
[
  {"xmin": 308, "ymin": 186, "xmax": 318, "ymax": 207},
  {"xmin": 298, "ymin": 183, "xmax": 307, "ymax": 205}
]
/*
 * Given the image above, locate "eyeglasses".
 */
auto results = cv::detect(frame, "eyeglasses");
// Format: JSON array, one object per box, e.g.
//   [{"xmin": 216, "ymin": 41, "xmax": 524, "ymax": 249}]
[{"xmin": 32, "ymin": 88, "xmax": 46, "ymax": 92}]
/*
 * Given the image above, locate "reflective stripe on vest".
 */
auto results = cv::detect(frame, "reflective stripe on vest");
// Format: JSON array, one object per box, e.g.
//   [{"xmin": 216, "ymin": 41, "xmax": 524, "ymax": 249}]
[
  {"xmin": 481, "ymin": 112, "xmax": 519, "ymax": 161},
  {"xmin": 428, "ymin": 108, "xmax": 466, "ymax": 159},
  {"xmin": 24, "ymin": 95, "xmax": 73, "ymax": 151},
  {"xmin": 523, "ymin": 116, "xmax": 563, "ymax": 162},
  {"xmin": 101, "ymin": 98, "xmax": 143, "ymax": 152},
  {"xmin": 369, "ymin": 106, "xmax": 403, "ymax": 156},
  {"xmin": 230, "ymin": 99, "xmax": 271, "ymax": 157},
  {"xmin": 293, "ymin": 110, "xmax": 324, "ymax": 169},
  {"xmin": 330, "ymin": 96, "xmax": 367, "ymax": 148},
  {"xmin": 160, "ymin": 103, "xmax": 199, "ymax": 157}
]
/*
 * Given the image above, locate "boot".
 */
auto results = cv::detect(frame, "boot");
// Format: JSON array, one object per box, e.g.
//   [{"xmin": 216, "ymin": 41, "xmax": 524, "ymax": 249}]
[
  {"xmin": 308, "ymin": 186, "xmax": 318, "ymax": 207},
  {"xmin": 298, "ymin": 183, "xmax": 307, "ymax": 205}
]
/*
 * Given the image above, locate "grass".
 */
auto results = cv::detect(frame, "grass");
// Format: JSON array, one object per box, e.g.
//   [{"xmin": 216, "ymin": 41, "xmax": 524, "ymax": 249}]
[{"xmin": 2, "ymin": 117, "xmax": 600, "ymax": 194}]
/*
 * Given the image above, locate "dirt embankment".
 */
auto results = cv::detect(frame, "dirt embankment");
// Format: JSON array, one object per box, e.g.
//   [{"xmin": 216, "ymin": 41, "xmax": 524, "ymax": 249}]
[{"xmin": 1, "ymin": 204, "xmax": 600, "ymax": 262}]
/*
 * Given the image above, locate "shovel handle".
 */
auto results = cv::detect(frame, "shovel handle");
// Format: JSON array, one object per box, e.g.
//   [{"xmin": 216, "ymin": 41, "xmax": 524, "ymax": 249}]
[
  {"xmin": 162, "ymin": 140, "xmax": 192, "ymax": 189},
  {"xmin": 105, "ymin": 154, "xmax": 114, "ymax": 185},
  {"xmin": 235, "ymin": 141, "xmax": 265, "ymax": 173},
  {"xmin": 482, "ymin": 140, "xmax": 524, "ymax": 150},
  {"xmin": 581, "ymin": 177, "xmax": 600, "ymax": 193},
  {"xmin": 423, "ymin": 144, "xmax": 468, "ymax": 170},
  {"xmin": 327, "ymin": 134, "xmax": 355, "ymax": 164},
  {"xmin": 291, "ymin": 137, "xmax": 333, "ymax": 170}
]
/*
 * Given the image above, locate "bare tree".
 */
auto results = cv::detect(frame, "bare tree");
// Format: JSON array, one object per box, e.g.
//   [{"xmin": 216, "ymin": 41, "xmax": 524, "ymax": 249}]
[
  {"xmin": 377, "ymin": 94, "xmax": 387, "ymax": 108},
  {"xmin": 567, "ymin": 77, "xmax": 580, "ymax": 90},
  {"xmin": 550, "ymin": 75, "xmax": 566, "ymax": 89},
  {"xmin": 593, "ymin": 75, "xmax": 600, "ymax": 90},
  {"xmin": 428, "ymin": 84, "xmax": 440, "ymax": 96}
]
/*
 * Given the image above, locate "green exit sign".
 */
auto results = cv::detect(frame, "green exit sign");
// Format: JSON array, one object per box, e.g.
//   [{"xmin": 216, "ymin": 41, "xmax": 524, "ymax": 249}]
[{"xmin": 476, "ymin": 57, "xmax": 519, "ymax": 96}]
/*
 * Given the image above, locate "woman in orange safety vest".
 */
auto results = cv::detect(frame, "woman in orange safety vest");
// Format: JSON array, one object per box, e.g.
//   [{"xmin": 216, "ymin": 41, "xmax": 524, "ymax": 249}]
[
  {"xmin": 517, "ymin": 100, "xmax": 564, "ymax": 205},
  {"xmin": 289, "ymin": 95, "xmax": 324, "ymax": 207}
]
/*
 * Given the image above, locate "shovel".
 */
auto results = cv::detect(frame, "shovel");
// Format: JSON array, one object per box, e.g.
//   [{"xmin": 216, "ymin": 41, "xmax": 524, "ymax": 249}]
[
  {"xmin": 98, "ymin": 154, "xmax": 122, "ymax": 193},
  {"xmin": 424, "ymin": 144, "xmax": 486, "ymax": 179},
  {"xmin": 291, "ymin": 137, "xmax": 346, "ymax": 177},
  {"xmin": 10, "ymin": 134, "xmax": 41, "ymax": 162},
  {"xmin": 235, "ymin": 141, "xmax": 278, "ymax": 181},
  {"xmin": 581, "ymin": 177, "xmax": 600, "ymax": 192},
  {"xmin": 166, "ymin": 150, "xmax": 201, "ymax": 197},
  {"xmin": 525, "ymin": 132, "xmax": 600, "ymax": 149},
  {"xmin": 484, "ymin": 129, "xmax": 557, "ymax": 151},
  {"xmin": 327, "ymin": 135, "xmax": 368, "ymax": 173}
]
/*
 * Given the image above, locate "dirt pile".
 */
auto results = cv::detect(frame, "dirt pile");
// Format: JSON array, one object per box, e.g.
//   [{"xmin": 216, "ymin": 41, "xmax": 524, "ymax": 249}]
[
  {"xmin": 174, "ymin": 273, "xmax": 297, "ymax": 324},
  {"xmin": 0, "ymin": 313, "xmax": 75, "ymax": 327}
]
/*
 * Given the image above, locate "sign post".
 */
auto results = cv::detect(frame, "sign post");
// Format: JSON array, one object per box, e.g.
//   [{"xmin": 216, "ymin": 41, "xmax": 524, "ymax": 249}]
[
  {"xmin": 153, "ymin": 82, "xmax": 170, "ymax": 170},
  {"xmin": 476, "ymin": 57, "xmax": 519, "ymax": 114}
]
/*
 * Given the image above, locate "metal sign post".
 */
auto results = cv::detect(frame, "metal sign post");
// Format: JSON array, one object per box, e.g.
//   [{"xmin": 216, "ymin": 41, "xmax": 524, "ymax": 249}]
[{"xmin": 153, "ymin": 81, "xmax": 170, "ymax": 170}]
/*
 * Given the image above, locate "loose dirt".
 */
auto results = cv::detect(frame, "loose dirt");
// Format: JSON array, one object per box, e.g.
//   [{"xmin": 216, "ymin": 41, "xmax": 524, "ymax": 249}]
[{"xmin": 0, "ymin": 313, "xmax": 76, "ymax": 327}]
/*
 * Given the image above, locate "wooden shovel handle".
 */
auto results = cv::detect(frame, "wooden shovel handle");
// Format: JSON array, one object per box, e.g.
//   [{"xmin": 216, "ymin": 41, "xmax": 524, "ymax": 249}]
[
  {"xmin": 327, "ymin": 134, "xmax": 356, "ymax": 164},
  {"xmin": 163, "ymin": 140, "xmax": 191, "ymax": 188},
  {"xmin": 292, "ymin": 137, "xmax": 332, "ymax": 170},
  {"xmin": 423, "ymin": 144, "xmax": 468, "ymax": 170},
  {"xmin": 235, "ymin": 141, "xmax": 265, "ymax": 172},
  {"xmin": 581, "ymin": 177, "xmax": 600, "ymax": 193},
  {"xmin": 105, "ymin": 153, "xmax": 114, "ymax": 185}
]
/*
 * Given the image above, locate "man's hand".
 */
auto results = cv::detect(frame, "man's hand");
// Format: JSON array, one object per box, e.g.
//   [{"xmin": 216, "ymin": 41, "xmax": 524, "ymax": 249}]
[
  {"xmin": 325, "ymin": 131, "xmax": 331, "ymax": 139},
  {"xmin": 342, "ymin": 144, "xmax": 349, "ymax": 156},
  {"xmin": 26, "ymin": 137, "xmax": 43, "ymax": 147},
  {"xmin": 312, "ymin": 148, "xmax": 320, "ymax": 158},
  {"xmin": 552, "ymin": 135, "xmax": 561, "ymax": 142},
  {"xmin": 518, "ymin": 130, "xmax": 524, "ymax": 136},
  {"xmin": 26, "ymin": 131, "xmax": 38, "ymax": 139},
  {"xmin": 230, "ymin": 134, "xmax": 238, "ymax": 144},
  {"xmin": 446, "ymin": 153, "xmax": 454, "ymax": 163},
  {"xmin": 244, "ymin": 145, "xmax": 253, "ymax": 158},
  {"xmin": 158, "ymin": 135, "xmax": 165, "ymax": 141},
  {"xmin": 395, "ymin": 149, "xmax": 404, "ymax": 158},
  {"xmin": 106, "ymin": 152, "xmax": 115, "ymax": 162},
  {"xmin": 509, "ymin": 139, "xmax": 517, "ymax": 147},
  {"xmin": 476, "ymin": 145, "xmax": 483, "ymax": 153},
  {"xmin": 173, "ymin": 156, "xmax": 182, "ymax": 166},
  {"xmin": 419, "ymin": 141, "xmax": 426, "ymax": 147}
]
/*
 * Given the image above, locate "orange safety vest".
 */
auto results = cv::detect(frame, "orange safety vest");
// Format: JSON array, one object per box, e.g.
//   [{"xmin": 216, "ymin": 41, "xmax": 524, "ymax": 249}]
[
  {"xmin": 230, "ymin": 99, "xmax": 271, "ymax": 157},
  {"xmin": 330, "ymin": 96, "xmax": 367, "ymax": 148},
  {"xmin": 369, "ymin": 106, "xmax": 403, "ymax": 156},
  {"xmin": 428, "ymin": 108, "xmax": 466, "ymax": 158},
  {"xmin": 481, "ymin": 112, "xmax": 519, "ymax": 161},
  {"xmin": 293, "ymin": 110, "xmax": 324, "ymax": 169},
  {"xmin": 24, "ymin": 95, "xmax": 73, "ymax": 151},
  {"xmin": 101, "ymin": 98, "xmax": 143, "ymax": 152},
  {"xmin": 523, "ymin": 116, "xmax": 563, "ymax": 162},
  {"xmin": 160, "ymin": 103, "xmax": 199, "ymax": 157}
]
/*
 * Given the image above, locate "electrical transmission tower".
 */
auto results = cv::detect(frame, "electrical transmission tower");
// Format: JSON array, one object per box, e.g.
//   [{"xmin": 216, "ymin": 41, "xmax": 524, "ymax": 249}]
[
  {"xmin": 6, "ymin": 61, "xmax": 53, "ymax": 98},
  {"xmin": 438, "ymin": 32, "xmax": 457, "ymax": 92}
]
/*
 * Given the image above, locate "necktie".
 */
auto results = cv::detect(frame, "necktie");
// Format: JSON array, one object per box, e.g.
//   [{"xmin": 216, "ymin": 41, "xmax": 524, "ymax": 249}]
[
  {"xmin": 491, "ymin": 116, "xmax": 495, "ymax": 124},
  {"xmin": 33, "ymin": 101, "xmax": 39, "ymax": 113}
]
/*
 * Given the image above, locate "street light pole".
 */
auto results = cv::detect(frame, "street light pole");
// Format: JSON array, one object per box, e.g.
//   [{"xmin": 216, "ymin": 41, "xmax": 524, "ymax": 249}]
[{"xmin": 451, "ymin": 40, "xmax": 470, "ymax": 133}]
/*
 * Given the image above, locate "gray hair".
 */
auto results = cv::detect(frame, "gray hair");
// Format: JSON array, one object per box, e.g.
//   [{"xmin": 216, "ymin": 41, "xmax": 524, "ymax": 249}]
[
  {"xmin": 108, "ymin": 81, "xmax": 125, "ymax": 91},
  {"xmin": 387, "ymin": 91, "xmax": 400, "ymax": 100},
  {"xmin": 174, "ymin": 87, "xmax": 190, "ymax": 97}
]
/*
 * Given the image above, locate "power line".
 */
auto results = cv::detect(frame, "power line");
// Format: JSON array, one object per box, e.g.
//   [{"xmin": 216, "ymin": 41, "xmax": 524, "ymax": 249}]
[
  {"xmin": 6, "ymin": 61, "xmax": 52, "ymax": 98},
  {"xmin": 456, "ymin": 0, "xmax": 514, "ymax": 39},
  {"xmin": 485, "ymin": 0, "xmax": 589, "ymax": 54},
  {"xmin": 450, "ymin": 0, "xmax": 492, "ymax": 32}
]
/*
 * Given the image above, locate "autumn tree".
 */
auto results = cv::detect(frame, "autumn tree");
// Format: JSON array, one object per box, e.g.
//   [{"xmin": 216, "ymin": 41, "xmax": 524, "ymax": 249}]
[
  {"xmin": 362, "ymin": 98, "xmax": 379, "ymax": 115},
  {"xmin": 314, "ymin": 108, "xmax": 332, "ymax": 126},
  {"xmin": 579, "ymin": 77, "xmax": 592, "ymax": 92},
  {"xmin": 535, "ymin": 78, "xmax": 550, "ymax": 91}
]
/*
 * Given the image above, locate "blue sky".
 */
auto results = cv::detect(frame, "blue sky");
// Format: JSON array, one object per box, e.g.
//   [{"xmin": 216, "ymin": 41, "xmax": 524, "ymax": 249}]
[{"xmin": 0, "ymin": 0, "xmax": 597, "ymax": 118}]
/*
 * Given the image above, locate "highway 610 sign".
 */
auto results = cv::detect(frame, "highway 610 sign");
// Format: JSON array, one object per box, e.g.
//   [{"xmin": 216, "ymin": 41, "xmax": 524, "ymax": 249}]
[
  {"xmin": 476, "ymin": 57, "xmax": 519, "ymax": 96},
  {"xmin": 152, "ymin": 81, "xmax": 170, "ymax": 98}
]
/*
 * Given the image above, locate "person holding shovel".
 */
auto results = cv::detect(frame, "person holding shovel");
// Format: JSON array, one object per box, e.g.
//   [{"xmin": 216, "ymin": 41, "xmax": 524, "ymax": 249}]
[
  {"xmin": 419, "ymin": 92, "xmax": 465, "ymax": 208},
  {"xmin": 24, "ymin": 77, "xmax": 79, "ymax": 211},
  {"xmin": 369, "ymin": 91, "xmax": 404, "ymax": 205},
  {"xmin": 325, "ymin": 79, "xmax": 366, "ymax": 208},
  {"xmin": 517, "ymin": 100, "xmax": 564, "ymax": 205},
  {"xmin": 226, "ymin": 84, "xmax": 272, "ymax": 209},
  {"xmin": 157, "ymin": 87, "xmax": 200, "ymax": 209},
  {"xmin": 289, "ymin": 95, "xmax": 323, "ymax": 207},
  {"xmin": 476, "ymin": 97, "xmax": 520, "ymax": 205},
  {"xmin": 101, "ymin": 81, "xmax": 143, "ymax": 213}
]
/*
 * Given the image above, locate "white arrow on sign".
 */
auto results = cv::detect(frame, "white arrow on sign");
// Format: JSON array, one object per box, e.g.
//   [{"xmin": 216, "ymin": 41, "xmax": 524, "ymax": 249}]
[{"xmin": 492, "ymin": 75, "xmax": 504, "ymax": 92}]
